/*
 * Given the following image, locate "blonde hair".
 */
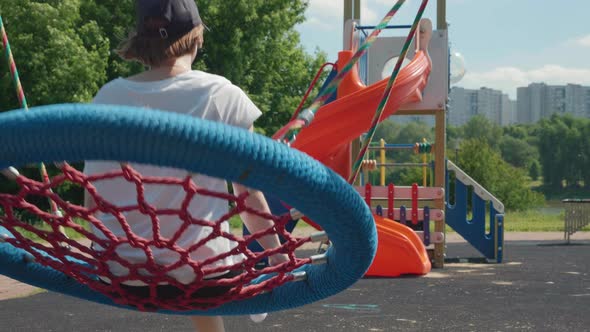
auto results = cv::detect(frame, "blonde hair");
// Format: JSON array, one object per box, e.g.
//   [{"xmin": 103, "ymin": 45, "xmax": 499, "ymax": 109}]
[{"xmin": 116, "ymin": 23, "xmax": 204, "ymax": 67}]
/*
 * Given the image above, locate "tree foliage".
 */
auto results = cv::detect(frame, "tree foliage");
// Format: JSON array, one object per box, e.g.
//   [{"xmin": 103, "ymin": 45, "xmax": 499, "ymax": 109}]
[
  {"xmin": 0, "ymin": 0, "xmax": 109, "ymax": 110},
  {"xmin": 0, "ymin": 0, "xmax": 328, "ymax": 204},
  {"xmin": 462, "ymin": 115, "xmax": 502, "ymax": 150},
  {"xmin": 536, "ymin": 114, "xmax": 590, "ymax": 190},
  {"xmin": 1, "ymin": 0, "xmax": 327, "ymax": 135},
  {"xmin": 529, "ymin": 160, "xmax": 540, "ymax": 181},
  {"xmin": 499, "ymin": 136, "xmax": 538, "ymax": 169},
  {"xmin": 457, "ymin": 139, "xmax": 544, "ymax": 210},
  {"xmin": 372, "ymin": 119, "xmax": 434, "ymax": 185},
  {"xmin": 194, "ymin": 0, "xmax": 326, "ymax": 134}
]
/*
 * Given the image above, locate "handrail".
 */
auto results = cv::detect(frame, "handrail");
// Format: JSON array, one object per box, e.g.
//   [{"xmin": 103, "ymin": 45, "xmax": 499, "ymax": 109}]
[
  {"xmin": 289, "ymin": 62, "xmax": 336, "ymax": 122},
  {"xmin": 447, "ymin": 160, "xmax": 505, "ymax": 213}
]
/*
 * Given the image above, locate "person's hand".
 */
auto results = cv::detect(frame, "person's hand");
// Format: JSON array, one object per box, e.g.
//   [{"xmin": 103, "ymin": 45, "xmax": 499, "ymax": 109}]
[{"xmin": 268, "ymin": 253, "xmax": 289, "ymax": 266}]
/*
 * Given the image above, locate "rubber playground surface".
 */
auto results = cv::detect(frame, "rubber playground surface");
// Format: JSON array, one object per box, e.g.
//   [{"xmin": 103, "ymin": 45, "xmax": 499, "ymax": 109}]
[{"xmin": 1, "ymin": 232, "xmax": 589, "ymax": 332}]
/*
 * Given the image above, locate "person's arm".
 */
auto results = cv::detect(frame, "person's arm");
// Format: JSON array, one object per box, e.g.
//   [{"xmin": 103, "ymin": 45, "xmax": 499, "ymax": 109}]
[
  {"xmin": 84, "ymin": 191, "xmax": 96, "ymax": 210},
  {"xmin": 233, "ymin": 125, "xmax": 289, "ymax": 266},
  {"xmin": 232, "ymin": 183, "xmax": 289, "ymax": 266}
]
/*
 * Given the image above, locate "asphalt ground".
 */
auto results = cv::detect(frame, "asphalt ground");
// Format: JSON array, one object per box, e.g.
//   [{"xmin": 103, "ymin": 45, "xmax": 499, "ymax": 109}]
[{"xmin": 1, "ymin": 239, "xmax": 589, "ymax": 332}]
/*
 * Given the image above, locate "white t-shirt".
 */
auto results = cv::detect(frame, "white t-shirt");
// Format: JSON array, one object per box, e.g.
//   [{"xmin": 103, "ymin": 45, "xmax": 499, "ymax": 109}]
[{"xmin": 84, "ymin": 70, "xmax": 262, "ymax": 284}]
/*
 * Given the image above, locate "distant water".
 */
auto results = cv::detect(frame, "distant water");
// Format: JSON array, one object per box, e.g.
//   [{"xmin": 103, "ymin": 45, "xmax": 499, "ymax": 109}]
[
  {"xmin": 536, "ymin": 206, "xmax": 564, "ymax": 216},
  {"xmin": 536, "ymin": 200, "xmax": 565, "ymax": 215}
]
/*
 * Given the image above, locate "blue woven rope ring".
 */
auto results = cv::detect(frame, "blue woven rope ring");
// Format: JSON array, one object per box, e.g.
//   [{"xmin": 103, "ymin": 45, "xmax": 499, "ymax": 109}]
[{"xmin": 0, "ymin": 103, "xmax": 377, "ymax": 316}]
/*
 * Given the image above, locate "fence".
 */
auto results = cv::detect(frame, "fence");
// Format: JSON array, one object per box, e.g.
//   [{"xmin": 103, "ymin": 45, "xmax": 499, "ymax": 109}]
[{"xmin": 564, "ymin": 199, "xmax": 590, "ymax": 243}]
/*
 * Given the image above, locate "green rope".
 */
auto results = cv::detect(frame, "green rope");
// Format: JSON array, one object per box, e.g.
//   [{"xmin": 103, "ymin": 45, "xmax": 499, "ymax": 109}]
[
  {"xmin": 282, "ymin": 0, "xmax": 409, "ymax": 142},
  {"xmin": 348, "ymin": 0, "xmax": 429, "ymax": 184}
]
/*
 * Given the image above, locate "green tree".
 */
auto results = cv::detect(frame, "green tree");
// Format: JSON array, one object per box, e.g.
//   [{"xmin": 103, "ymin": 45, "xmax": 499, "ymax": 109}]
[
  {"xmin": 457, "ymin": 139, "xmax": 544, "ymax": 210},
  {"xmin": 193, "ymin": 0, "xmax": 326, "ymax": 134},
  {"xmin": 536, "ymin": 114, "xmax": 588, "ymax": 190},
  {"xmin": 462, "ymin": 115, "xmax": 502, "ymax": 150},
  {"xmin": 2, "ymin": 0, "xmax": 327, "ymax": 135},
  {"xmin": 0, "ymin": 0, "xmax": 109, "ymax": 111},
  {"xmin": 0, "ymin": 0, "xmax": 330, "ymax": 205},
  {"xmin": 79, "ymin": 0, "xmax": 142, "ymax": 80},
  {"xmin": 374, "ymin": 118, "xmax": 403, "ymax": 144},
  {"xmin": 499, "ymin": 136, "xmax": 538, "ymax": 169},
  {"xmin": 581, "ymin": 120, "xmax": 590, "ymax": 188},
  {"xmin": 502, "ymin": 124, "xmax": 533, "ymax": 140},
  {"xmin": 529, "ymin": 160, "xmax": 540, "ymax": 181}
]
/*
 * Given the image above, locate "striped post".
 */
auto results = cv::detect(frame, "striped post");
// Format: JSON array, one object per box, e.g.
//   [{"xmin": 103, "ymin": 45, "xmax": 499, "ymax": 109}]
[{"xmin": 1, "ymin": 15, "xmax": 64, "ymax": 224}]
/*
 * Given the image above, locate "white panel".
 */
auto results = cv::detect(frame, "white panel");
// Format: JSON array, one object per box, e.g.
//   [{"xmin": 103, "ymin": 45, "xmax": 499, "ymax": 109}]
[{"xmin": 367, "ymin": 30, "xmax": 449, "ymax": 111}]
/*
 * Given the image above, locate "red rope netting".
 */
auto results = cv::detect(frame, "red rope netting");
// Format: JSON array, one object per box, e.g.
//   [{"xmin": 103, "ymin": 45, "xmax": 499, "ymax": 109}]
[{"xmin": 0, "ymin": 163, "xmax": 312, "ymax": 311}]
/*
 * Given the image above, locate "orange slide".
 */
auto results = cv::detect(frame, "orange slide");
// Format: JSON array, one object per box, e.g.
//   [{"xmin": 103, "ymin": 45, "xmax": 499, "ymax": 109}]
[
  {"xmin": 291, "ymin": 49, "xmax": 433, "ymax": 277},
  {"xmin": 367, "ymin": 215, "xmax": 431, "ymax": 277},
  {"xmin": 291, "ymin": 49, "xmax": 431, "ymax": 173}
]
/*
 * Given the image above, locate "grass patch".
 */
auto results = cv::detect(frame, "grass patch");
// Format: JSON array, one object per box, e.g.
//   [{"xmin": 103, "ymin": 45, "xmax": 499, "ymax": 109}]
[
  {"xmin": 9, "ymin": 207, "xmax": 586, "ymax": 244},
  {"xmin": 440, "ymin": 209, "xmax": 589, "ymax": 233},
  {"xmin": 9, "ymin": 219, "xmax": 91, "ymax": 242},
  {"xmin": 228, "ymin": 215, "xmax": 242, "ymax": 230},
  {"xmin": 9, "ymin": 214, "xmax": 245, "ymax": 243},
  {"xmin": 503, "ymin": 210, "xmax": 566, "ymax": 232}
]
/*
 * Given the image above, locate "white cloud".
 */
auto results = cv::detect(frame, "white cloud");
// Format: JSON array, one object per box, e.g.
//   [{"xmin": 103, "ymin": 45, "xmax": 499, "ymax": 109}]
[
  {"xmin": 574, "ymin": 34, "xmax": 590, "ymax": 47},
  {"xmin": 305, "ymin": 17, "xmax": 337, "ymax": 31},
  {"xmin": 303, "ymin": 0, "xmax": 424, "ymax": 31},
  {"xmin": 306, "ymin": 0, "xmax": 342, "ymax": 20},
  {"xmin": 303, "ymin": 0, "xmax": 381, "ymax": 30},
  {"xmin": 360, "ymin": 3, "xmax": 379, "ymax": 23},
  {"xmin": 302, "ymin": 0, "xmax": 342, "ymax": 32},
  {"xmin": 459, "ymin": 65, "xmax": 590, "ymax": 98}
]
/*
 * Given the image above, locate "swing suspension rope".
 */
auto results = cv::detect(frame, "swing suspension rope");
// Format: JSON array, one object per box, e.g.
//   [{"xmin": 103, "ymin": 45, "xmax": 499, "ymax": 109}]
[
  {"xmin": 349, "ymin": 0, "xmax": 429, "ymax": 184},
  {"xmin": 272, "ymin": 0, "xmax": 430, "ymax": 185},
  {"xmin": 0, "ymin": 15, "xmax": 64, "ymax": 224}
]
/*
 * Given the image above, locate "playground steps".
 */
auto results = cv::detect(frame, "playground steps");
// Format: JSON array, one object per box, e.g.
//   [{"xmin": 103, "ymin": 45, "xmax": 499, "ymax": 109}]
[{"xmin": 445, "ymin": 160, "xmax": 504, "ymax": 263}]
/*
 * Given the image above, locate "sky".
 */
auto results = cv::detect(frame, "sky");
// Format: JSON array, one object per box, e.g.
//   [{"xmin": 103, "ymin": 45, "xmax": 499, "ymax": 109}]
[{"xmin": 296, "ymin": 0, "xmax": 590, "ymax": 99}]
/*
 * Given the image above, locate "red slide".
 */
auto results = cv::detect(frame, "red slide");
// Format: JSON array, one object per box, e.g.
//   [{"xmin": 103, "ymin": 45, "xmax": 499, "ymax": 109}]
[{"xmin": 291, "ymin": 50, "xmax": 433, "ymax": 277}]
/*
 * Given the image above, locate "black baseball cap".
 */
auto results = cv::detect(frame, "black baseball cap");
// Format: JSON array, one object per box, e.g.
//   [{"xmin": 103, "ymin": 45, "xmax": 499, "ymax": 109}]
[{"xmin": 136, "ymin": 0, "xmax": 204, "ymax": 40}]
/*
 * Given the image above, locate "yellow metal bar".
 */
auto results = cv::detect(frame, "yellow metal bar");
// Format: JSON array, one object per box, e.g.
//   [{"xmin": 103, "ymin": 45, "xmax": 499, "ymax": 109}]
[
  {"xmin": 380, "ymin": 139, "xmax": 386, "ymax": 186},
  {"xmin": 423, "ymin": 153, "xmax": 427, "ymax": 187},
  {"xmin": 422, "ymin": 138, "xmax": 427, "ymax": 187}
]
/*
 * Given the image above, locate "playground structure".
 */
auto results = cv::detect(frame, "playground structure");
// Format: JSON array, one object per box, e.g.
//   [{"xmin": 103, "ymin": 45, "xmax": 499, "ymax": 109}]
[{"xmin": 290, "ymin": 0, "xmax": 505, "ymax": 271}]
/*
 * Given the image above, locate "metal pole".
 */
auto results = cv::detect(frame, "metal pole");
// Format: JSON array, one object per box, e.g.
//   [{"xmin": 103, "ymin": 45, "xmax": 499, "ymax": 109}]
[
  {"xmin": 437, "ymin": 0, "xmax": 447, "ymax": 30},
  {"xmin": 380, "ymin": 139, "xmax": 386, "ymax": 186},
  {"xmin": 344, "ymin": 0, "xmax": 361, "ymax": 183},
  {"xmin": 344, "ymin": 0, "xmax": 361, "ymax": 22}
]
